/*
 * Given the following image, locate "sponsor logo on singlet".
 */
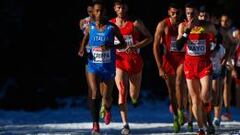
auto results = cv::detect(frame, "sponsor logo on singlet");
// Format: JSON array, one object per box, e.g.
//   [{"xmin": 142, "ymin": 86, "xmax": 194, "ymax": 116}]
[
  {"xmin": 93, "ymin": 33, "xmax": 109, "ymax": 42},
  {"xmin": 170, "ymin": 36, "xmax": 184, "ymax": 52},
  {"xmin": 92, "ymin": 47, "xmax": 111, "ymax": 63},
  {"xmin": 187, "ymin": 39, "xmax": 206, "ymax": 56}
]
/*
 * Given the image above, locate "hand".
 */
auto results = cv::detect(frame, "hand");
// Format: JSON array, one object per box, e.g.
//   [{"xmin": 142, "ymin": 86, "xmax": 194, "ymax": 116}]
[
  {"xmin": 100, "ymin": 45, "xmax": 110, "ymax": 51},
  {"xmin": 78, "ymin": 48, "xmax": 85, "ymax": 57},
  {"xmin": 159, "ymin": 67, "xmax": 168, "ymax": 80},
  {"xmin": 126, "ymin": 46, "xmax": 136, "ymax": 53},
  {"xmin": 232, "ymin": 69, "xmax": 238, "ymax": 78}
]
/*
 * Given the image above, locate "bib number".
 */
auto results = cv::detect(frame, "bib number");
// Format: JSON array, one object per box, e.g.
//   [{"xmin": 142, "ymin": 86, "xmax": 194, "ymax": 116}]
[
  {"xmin": 187, "ymin": 40, "xmax": 206, "ymax": 56},
  {"xmin": 92, "ymin": 48, "xmax": 111, "ymax": 63},
  {"xmin": 115, "ymin": 35, "xmax": 134, "ymax": 52}
]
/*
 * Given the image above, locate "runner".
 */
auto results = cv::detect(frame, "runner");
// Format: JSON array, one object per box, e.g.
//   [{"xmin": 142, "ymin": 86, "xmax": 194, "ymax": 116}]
[
  {"xmin": 219, "ymin": 14, "xmax": 235, "ymax": 121},
  {"xmin": 198, "ymin": 6, "xmax": 223, "ymax": 132},
  {"xmin": 110, "ymin": 0, "xmax": 152, "ymax": 134},
  {"xmin": 231, "ymin": 29, "xmax": 240, "ymax": 109},
  {"xmin": 79, "ymin": 2, "xmax": 94, "ymax": 110},
  {"xmin": 176, "ymin": 2, "xmax": 219, "ymax": 135},
  {"xmin": 78, "ymin": 1, "xmax": 126, "ymax": 134},
  {"xmin": 153, "ymin": 3, "xmax": 185, "ymax": 133}
]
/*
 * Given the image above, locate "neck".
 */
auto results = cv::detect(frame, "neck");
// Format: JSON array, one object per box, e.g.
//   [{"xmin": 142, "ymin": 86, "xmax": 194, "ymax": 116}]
[
  {"xmin": 169, "ymin": 17, "xmax": 177, "ymax": 25},
  {"xmin": 117, "ymin": 15, "xmax": 128, "ymax": 21}
]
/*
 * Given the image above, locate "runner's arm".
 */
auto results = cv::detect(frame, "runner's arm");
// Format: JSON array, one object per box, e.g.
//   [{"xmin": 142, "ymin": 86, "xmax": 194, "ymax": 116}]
[
  {"xmin": 78, "ymin": 26, "xmax": 89, "ymax": 57},
  {"xmin": 111, "ymin": 24, "xmax": 126, "ymax": 49},
  {"xmin": 153, "ymin": 21, "xmax": 165, "ymax": 69},
  {"xmin": 176, "ymin": 23, "xmax": 190, "ymax": 51},
  {"xmin": 133, "ymin": 19, "xmax": 153, "ymax": 49}
]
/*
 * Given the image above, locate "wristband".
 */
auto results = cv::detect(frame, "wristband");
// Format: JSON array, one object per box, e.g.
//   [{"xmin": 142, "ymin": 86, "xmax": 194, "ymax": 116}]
[{"xmin": 183, "ymin": 33, "xmax": 188, "ymax": 38}]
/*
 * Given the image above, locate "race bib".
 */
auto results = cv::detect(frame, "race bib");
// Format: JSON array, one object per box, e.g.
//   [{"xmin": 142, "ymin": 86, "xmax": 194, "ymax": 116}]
[
  {"xmin": 115, "ymin": 35, "xmax": 134, "ymax": 52},
  {"xmin": 187, "ymin": 39, "xmax": 206, "ymax": 56},
  {"xmin": 124, "ymin": 35, "xmax": 134, "ymax": 46},
  {"xmin": 92, "ymin": 47, "xmax": 111, "ymax": 63},
  {"xmin": 170, "ymin": 36, "xmax": 184, "ymax": 52}
]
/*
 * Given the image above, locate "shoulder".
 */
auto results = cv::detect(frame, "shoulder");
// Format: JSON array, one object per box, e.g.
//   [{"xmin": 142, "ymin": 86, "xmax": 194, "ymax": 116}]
[
  {"xmin": 159, "ymin": 19, "xmax": 167, "ymax": 28},
  {"xmin": 109, "ymin": 18, "xmax": 116, "ymax": 23},
  {"xmin": 178, "ymin": 22, "xmax": 185, "ymax": 30}
]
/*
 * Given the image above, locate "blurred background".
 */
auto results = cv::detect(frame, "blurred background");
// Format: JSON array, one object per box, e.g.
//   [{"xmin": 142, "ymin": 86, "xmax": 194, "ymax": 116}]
[{"xmin": 0, "ymin": 0, "xmax": 240, "ymax": 111}]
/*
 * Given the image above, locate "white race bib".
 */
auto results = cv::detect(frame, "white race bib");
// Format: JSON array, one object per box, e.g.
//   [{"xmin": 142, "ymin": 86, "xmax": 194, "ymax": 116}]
[
  {"xmin": 115, "ymin": 35, "xmax": 134, "ymax": 52},
  {"xmin": 187, "ymin": 39, "xmax": 206, "ymax": 56},
  {"xmin": 92, "ymin": 48, "xmax": 111, "ymax": 63}
]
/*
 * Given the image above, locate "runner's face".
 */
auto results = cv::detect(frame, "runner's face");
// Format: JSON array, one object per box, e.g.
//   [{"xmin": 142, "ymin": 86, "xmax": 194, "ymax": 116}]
[
  {"xmin": 114, "ymin": 4, "xmax": 128, "ymax": 18},
  {"xmin": 93, "ymin": 4, "xmax": 104, "ymax": 21},
  {"xmin": 168, "ymin": 8, "xmax": 179, "ymax": 21},
  {"xmin": 87, "ymin": 6, "xmax": 93, "ymax": 18},
  {"xmin": 220, "ymin": 15, "xmax": 229, "ymax": 28},
  {"xmin": 185, "ymin": 8, "xmax": 195, "ymax": 21},
  {"xmin": 198, "ymin": 12, "xmax": 208, "ymax": 21}
]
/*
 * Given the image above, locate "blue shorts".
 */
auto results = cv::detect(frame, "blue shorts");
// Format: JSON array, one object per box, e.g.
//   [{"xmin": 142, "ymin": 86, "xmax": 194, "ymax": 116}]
[
  {"xmin": 87, "ymin": 63, "xmax": 115, "ymax": 81},
  {"xmin": 212, "ymin": 71, "xmax": 223, "ymax": 80}
]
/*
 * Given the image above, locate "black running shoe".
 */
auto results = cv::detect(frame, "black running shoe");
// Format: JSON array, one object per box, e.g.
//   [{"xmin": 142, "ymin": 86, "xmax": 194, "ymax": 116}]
[{"xmin": 121, "ymin": 124, "xmax": 130, "ymax": 135}]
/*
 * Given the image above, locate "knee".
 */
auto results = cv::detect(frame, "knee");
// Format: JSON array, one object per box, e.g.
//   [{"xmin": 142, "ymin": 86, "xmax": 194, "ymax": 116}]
[
  {"xmin": 175, "ymin": 81, "xmax": 181, "ymax": 89},
  {"xmin": 190, "ymin": 94, "xmax": 200, "ymax": 105},
  {"xmin": 201, "ymin": 90, "xmax": 210, "ymax": 103},
  {"xmin": 91, "ymin": 90, "xmax": 98, "ymax": 99},
  {"xmin": 103, "ymin": 93, "xmax": 112, "ymax": 101}
]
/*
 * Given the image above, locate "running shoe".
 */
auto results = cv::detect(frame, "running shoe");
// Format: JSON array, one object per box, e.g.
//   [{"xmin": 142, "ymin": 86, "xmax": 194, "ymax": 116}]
[
  {"xmin": 131, "ymin": 98, "xmax": 139, "ymax": 108},
  {"xmin": 121, "ymin": 124, "xmax": 130, "ymax": 135},
  {"xmin": 187, "ymin": 122, "xmax": 193, "ymax": 132},
  {"xmin": 173, "ymin": 116, "xmax": 180, "ymax": 133},
  {"xmin": 178, "ymin": 110, "xmax": 185, "ymax": 126},
  {"xmin": 197, "ymin": 129, "xmax": 205, "ymax": 135},
  {"xmin": 91, "ymin": 123, "xmax": 100, "ymax": 135},
  {"xmin": 206, "ymin": 124, "xmax": 215, "ymax": 134},
  {"xmin": 221, "ymin": 113, "xmax": 232, "ymax": 121},
  {"xmin": 213, "ymin": 118, "xmax": 221, "ymax": 127},
  {"xmin": 99, "ymin": 103, "xmax": 106, "ymax": 119},
  {"xmin": 104, "ymin": 111, "xmax": 111, "ymax": 125}
]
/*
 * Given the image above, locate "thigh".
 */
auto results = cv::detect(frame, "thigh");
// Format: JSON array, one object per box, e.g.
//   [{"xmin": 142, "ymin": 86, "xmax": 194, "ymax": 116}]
[
  {"xmin": 87, "ymin": 72, "xmax": 99, "ymax": 98},
  {"xmin": 186, "ymin": 79, "xmax": 201, "ymax": 99},
  {"xmin": 200, "ymin": 75, "xmax": 211, "ymax": 95},
  {"xmin": 100, "ymin": 79, "xmax": 114, "ymax": 96},
  {"xmin": 115, "ymin": 68, "xmax": 129, "ymax": 90}
]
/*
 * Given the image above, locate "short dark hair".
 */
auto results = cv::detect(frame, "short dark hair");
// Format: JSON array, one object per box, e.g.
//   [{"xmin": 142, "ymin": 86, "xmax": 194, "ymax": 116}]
[
  {"xmin": 92, "ymin": 0, "xmax": 105, "ymax": 6},
  {"xmin": 185, "ymin": 2, "xmax": 196, "ymax": 9},
  {"xmin": 86, "ymin": 1, "xmax": 93, "ymax": 7},
  {"xmin": 169, "ymin": 2, "xmax": 179, "ymax": 9},
  {"xmin": 199, "ymin": 5, "xmax": 207, "ymax": 13},
  {"xmin": 114, "ymin": 0, "xmax": 128, "ymax": 5}
]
